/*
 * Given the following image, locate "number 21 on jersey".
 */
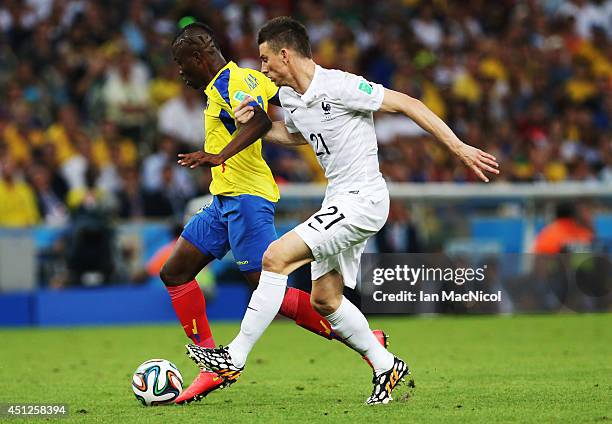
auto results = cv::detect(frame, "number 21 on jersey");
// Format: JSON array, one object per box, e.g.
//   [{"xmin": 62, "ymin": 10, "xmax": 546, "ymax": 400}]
[{"xmin": 310, "ymin": 133, "xmax": 330, "ymax": 156}]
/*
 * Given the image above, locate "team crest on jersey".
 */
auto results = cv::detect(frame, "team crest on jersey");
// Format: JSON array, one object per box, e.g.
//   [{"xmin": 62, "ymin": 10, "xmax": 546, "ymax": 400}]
[
  {"xmin": 321, "ymin": 99, "xmax": 334, "ymax": 121},
  {"xmin": 322, "ymin": 101, "xmax": 331, "ymax": 115}
]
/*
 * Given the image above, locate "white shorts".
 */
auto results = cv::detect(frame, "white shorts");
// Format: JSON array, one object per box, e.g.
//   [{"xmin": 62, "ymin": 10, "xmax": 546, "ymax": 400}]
[{"xmin": 294, "ymin": 191, "xmax": 390, "ymax": 289}]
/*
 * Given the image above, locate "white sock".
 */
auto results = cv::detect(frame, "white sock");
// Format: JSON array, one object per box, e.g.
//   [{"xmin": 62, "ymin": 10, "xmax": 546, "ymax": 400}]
[
  {"xmin": 325, "ymin": 297, "xmax": 394, "ymax": 375},
  {"xmin": 227, "ymin": 271, "xmax": 288, "ymax": 368}
]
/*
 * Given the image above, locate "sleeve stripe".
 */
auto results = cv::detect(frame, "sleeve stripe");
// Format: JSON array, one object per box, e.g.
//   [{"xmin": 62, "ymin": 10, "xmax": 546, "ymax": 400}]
[
  {"xmin": 219, "ymin": 109, "xmax": 236, "ymax": 135},
  {"xmin": 213, "ymin": 68, "xmax": 232, "ymax": 109},
  {"xmin": 269, "ymin": 89, "xmax": 280, "ymax": 105}
]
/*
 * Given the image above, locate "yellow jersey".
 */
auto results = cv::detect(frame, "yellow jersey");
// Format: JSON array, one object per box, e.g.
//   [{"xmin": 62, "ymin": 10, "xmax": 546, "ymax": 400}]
[{"xmin": 203, "ymin": 61, "xmax": 279, "ymax": 202}]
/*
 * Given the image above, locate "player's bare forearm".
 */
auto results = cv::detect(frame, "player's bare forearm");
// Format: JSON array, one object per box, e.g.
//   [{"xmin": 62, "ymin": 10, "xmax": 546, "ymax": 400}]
[
  {"xmin": 234, "ymin": 98, "xmax": 307, "ymax": 146},
  {"xmin": 265, "ymin": 121, "xmax": 308, "ymax": 146},
  {"xmin": 177, "ymin": 108, "xmax": 271, "ymax": 169},
  {"xmin": 380, "ymin": 88, "xmax": 500, "ymax": 182},
  {"xmin": 380, "ymin": 89, "xmax": 462, "ymax": 150},
  {"xmin": 217, "ymin": 107, "xmax": 272, "ymax": 162}
]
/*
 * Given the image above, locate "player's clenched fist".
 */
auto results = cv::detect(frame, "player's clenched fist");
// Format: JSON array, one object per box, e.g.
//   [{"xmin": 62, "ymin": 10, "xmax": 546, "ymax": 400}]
[
  {"xmin": 234, "ymin": 98, "xmax": 256, "ymax": 125},
  {"xmin": 177, "ymin": 151, "xmax": 224, "ymax": 168}
]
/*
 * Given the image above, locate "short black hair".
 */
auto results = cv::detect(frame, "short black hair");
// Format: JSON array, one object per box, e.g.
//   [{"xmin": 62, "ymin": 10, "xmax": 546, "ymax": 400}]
[
  {"xmin": 172, "ymin": 22, "xmax": 219, "ymax": 51},
  {"xmin": 257, "ymin": 16, "xmax": 312, "ymax": 58},
  {"xmin": 555, "ymin": 202, "xmax": 576, "ymax": 219}
]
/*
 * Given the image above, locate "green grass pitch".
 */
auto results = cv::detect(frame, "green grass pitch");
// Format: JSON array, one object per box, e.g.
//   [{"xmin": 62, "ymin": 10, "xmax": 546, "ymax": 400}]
[{"xmin": 1, "ymin": 314, "xmax": 611, "ymax": 423}]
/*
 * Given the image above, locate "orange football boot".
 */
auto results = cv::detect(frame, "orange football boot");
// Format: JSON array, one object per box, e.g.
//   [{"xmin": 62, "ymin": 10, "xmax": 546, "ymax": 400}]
[{"xmin": 175, "ymin": 370, "xmax": 224, "ymax": 404}]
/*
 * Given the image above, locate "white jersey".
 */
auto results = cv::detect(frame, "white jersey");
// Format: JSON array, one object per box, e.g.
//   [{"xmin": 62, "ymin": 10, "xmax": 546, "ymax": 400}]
[{"xmin": 278, "ymin": 65, "xmax": 387, "ymax": 199}]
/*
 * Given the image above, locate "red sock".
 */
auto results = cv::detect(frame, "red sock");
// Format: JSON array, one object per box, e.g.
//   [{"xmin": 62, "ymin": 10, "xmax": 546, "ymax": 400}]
[
  {"xmin": 279, "ymin": 287, "xmax": 335, "ymax": 340},
  {"xmin": 166, "ymin": 280, "xmax": 215, "ymax": 348}
]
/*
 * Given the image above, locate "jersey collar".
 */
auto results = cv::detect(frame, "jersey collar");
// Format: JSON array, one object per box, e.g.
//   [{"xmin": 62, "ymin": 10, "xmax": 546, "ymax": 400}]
[
  {"xmin": 300, "ymin": 64, "xmax": 322, "ymax": 104},
  {"xmin": 205, "ymin": 61, "xmax": 237, "ymax": 93}
]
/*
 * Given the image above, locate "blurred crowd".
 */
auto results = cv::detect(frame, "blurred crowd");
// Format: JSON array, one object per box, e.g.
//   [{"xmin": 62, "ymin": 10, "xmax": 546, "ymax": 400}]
[{"xmin": 1, "ymin": 0, "xmax": 612, "ymax": 228}]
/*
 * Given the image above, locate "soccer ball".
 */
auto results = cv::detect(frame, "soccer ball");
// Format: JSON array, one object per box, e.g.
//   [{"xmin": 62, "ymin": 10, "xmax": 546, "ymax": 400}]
[{"xmin": 131, "ymin": 359, "xmax": 183, "ymax": 406}]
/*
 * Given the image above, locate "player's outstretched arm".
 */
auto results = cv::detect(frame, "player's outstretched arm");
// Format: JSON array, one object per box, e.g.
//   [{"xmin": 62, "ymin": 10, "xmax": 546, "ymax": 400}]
[
  {"xmin": 261, "ymin": 121, "xmax": 308, "ymax": 146},
  {"xmin": 380, "ymin": 89, "xmax": 500, "ymax": 182},
  {"xmin": 234, "ymin": 98, "xmax": 307, "ymax": 146},
  {"xmin": 178, "ymin": 106, "xmax": 272, "ymax": 169}
]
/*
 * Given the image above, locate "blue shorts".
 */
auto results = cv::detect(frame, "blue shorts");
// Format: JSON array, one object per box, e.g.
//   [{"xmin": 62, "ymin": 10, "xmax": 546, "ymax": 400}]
[{"xmin": 181, "ymin": 195, "xmax": 277, "ymax": 272}]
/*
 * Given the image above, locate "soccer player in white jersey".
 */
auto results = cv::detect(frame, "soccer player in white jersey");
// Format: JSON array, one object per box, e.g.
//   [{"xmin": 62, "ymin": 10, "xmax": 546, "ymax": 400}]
[{"xmin": 186, "ymin": 16, "xmax": 500, "ymax": 404}]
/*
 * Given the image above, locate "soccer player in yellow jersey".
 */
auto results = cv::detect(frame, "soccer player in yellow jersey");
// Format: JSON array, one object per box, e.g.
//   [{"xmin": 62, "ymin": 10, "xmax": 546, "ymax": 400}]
[{"xmin": 161, "ymin": 23, "xmax": 387, "ymax": 404}]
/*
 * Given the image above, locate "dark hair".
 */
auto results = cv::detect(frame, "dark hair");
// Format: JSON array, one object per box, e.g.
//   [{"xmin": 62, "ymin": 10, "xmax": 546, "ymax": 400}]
[
  {"xmin": 257, "ymin": 16, "xmax": 312, "ymax": 58},
  {"xmin": 172, "ymin": 22, "xmax": 219, "ymax": 51},
  {"xmin": 555, "ymin": 202, "xmax": 576, "ymax": 219}
]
